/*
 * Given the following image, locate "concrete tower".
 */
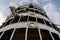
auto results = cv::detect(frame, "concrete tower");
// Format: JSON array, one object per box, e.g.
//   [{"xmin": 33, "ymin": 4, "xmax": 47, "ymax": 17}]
[{"xmin": 0, "ymin": 3, "xmax": 60, "ymax": 40}]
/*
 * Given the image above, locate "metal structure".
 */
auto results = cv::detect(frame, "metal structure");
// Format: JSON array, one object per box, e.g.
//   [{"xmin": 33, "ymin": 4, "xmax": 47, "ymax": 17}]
[{"xmin": 0, "ymin": 3, "xmax": 60, "ymax": 40}]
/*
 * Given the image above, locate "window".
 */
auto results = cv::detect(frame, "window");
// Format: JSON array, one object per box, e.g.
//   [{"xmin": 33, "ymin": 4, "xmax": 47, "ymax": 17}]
[
  {"xmin": 12, "ymin": 16, "xmax": 20, "ymax": 23},
  {"xmin": 0, "ymin": 29, "xmax": 13, "ymax": 40},
  {"xmin": 44, "ymin": 20, "xmax": 51, "ymax": 27},
  {"xmin": 37, "ymin": 18, "xmax": 44, "ymax": 24},
  {"xmin": 0, "ymin": 32, "xmax": 2, "ymax": 35},
  {"xmin": 51, "ymin": 32, "xmax": 60, "ymax": 40},
  {"xmin": 51, "ymin": 23, "xmax": 59, "ymax": 31},
  {"xmin": 5, "ymin": 18, "xmax": 13, "ymax": 26},
  {"xmin": 27, "ymin": 28, "xmax": 40, "ymax": 40},
  {"xmin": 40, "ymin": 29, "xmax": 53, "ymax": 40},
  {"xmin": 51, "ymin": 23, "xmax": 56, "ymax": 28},
  {"xmin": 12, "ymin": 28, "xmax": 26, "ymax": 40},
  {"xmin": 20, "ymin": 16, "xmax": 28, "ymax": 22},
  {"xmin": 29, "ymin": 16, "xmax": 36, "ymax": 22}
]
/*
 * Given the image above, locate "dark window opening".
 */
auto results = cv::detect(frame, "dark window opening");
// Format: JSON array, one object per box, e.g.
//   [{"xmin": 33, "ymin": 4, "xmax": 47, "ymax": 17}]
[
  {"xmin": 15, "ymin": 7, "xmax": 22, "ymax": 11},
  {"xmin": 0, "ymin": 23, "xmax": 5, "ymax": 27},
  {"xmin": 35, "ymin": 10, "xmax": 39, "ymax": 13},
  {"xmin": 51, "ymin": 23, "xmax": 58, "ymax": 30},
  {"xmin": 12, "ymin": 28, "xmax": 26, "ymax": 40},
  {"xmin": 29, "ymin": 16, "xmax": 36, "ymax": 22},
  {"xmin": 51, "ymin": 23, "xmax": 60, "ymax": 32},
  {"xmin": 0, "ymin": 32, "xmax": 2, "ymax": 35},
  {"xmin": 51, "ymin": 32, "xmax": 60, "ymax": 40},
  {"xmin": 40, "ymin": 29, "xmax": 53, "ymax": 40},
  {"xmin": 44, "ymin": 14, "xmax": 48, "ymax": 18},
  {"xmin": 26, "ymin": 8, "xmax": 29, "ymax": 11},
  {"xmin": 27, "ymin": 28, "xmax": 40, "ymax": 40},
  {"xmin": 44, "ymin": 20, "xmax": 51, "ymax": 27},
  {"xmin": 37, "ymin": 18, "xmax": 44, "ymax": 24},
  {"xmin": 52, "ymin": 24, "xmax": 56, "ymax": 27},
  {"xmin": 0, "ymin": 29, "xmax": 13, "ymax": 40},
  {"xmin": 40, "ymin": 12, "xmax": 44, "ymax": 16},
  {"xmin": 5, "ymin": 19, "xmax": 13, "ymax": 26},
  {"xmin": 12, "ymin": 16, "xmax": 20, "ymax": 23},
  {"xmin": 34, "ymin": 7, "xmax": 38, "ymax": 10},
  {"xmin": 0, "ymin": 23, "xmax": 6, "ymax": 28},
  {"xmin": 17, "ymin": 7, "xmax": 20, "ymax": 10},
  {"xmin": 20, "ymin": 16, "xmax": 28, "ymax": 22}
]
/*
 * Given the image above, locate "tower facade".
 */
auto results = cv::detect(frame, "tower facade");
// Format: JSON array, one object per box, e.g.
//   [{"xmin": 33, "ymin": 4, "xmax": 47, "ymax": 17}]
[{"xmin": 0, "ymin": 3, "xmax": 60, "ymax": 40}]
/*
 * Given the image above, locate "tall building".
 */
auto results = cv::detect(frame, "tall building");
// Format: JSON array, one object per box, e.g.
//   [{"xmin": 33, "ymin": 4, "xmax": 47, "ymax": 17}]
[{"xmin": 0, "ymin": 3, "xmax": 60, "ymax": 40}]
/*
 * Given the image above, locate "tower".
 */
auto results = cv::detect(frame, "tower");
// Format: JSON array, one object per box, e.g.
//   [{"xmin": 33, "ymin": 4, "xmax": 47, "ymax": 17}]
[{"xmin": 0, "ymin": 3, "xmax": 60, "ymax": 40}]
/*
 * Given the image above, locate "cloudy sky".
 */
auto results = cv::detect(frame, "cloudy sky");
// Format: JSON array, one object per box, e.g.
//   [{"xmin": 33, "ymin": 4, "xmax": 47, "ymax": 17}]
[{"xmin": 0, "ymin": 0, "xmax": 60, "ymax": 27}]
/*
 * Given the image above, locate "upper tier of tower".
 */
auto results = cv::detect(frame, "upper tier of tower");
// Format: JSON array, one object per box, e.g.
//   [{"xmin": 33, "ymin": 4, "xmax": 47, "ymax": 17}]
[{"xmin": 9, "ymin": 2, "xmax": 48, "ymax": 18}]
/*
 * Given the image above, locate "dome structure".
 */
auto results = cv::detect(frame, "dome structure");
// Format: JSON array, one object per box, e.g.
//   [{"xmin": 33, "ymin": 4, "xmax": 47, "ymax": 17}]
[{"xmin": 0, "ymin": 3, "xmax": 60, "ymax": 40}]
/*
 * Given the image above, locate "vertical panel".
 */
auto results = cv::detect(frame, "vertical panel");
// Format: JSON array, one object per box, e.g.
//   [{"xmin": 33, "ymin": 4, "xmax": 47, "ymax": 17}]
[
  {"xmin": 27, "ymin": 28, "xmax": 40, "ymax": 40},
  {"xmin": 51, "ymin": 32, "xmax": 60, "ymax": 40},
  {"xmin": 0, "ymin": 32, "xmax": 2, "ymax": 35},
  {"xmin": 40, "ymin": 29, "xmax": 53, "ymax": 40},
  {"xmin": 0, "ymin": 29, "xmax": 13, "ymax": 40},
  {"xmin": 12, "ymin": 28, "xmax": 26, "ymax": 40}
]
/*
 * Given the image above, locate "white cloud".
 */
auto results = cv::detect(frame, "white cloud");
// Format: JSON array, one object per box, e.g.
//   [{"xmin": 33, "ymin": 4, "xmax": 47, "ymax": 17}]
[
  {"xmin": 43, "ymin": 2, "xmax": 60, "ymax": 26},
  {"xmin": 32, "ymin": 0, "xmax": 39, "ymax": 4},
  {"xmin": 0, "ymin": 12, "xmax": 5, "ymax": 26},
  {"xmin": 9, "ymin": 1, "xmax": 18, "ymax": 7},
  {"xmin": 0, "ymin": 5, "xmax": 6, "ymax": 26},
  {"xmin": 43, "ymin": 2, "xmax": 60, "ymax": 29},
  {"xmin": 43, "ymin": 3, "xmax": 55, "ymax": 21},
  {"xmin": 54, "ymin": 12, "xmax": 60, "ymax": 25}
]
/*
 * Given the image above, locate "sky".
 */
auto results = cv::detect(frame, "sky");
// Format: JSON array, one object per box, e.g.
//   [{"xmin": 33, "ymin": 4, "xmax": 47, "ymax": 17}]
[{"xmin": 0, "ymin": 0, "xmax": 60, "ymax": 28}]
